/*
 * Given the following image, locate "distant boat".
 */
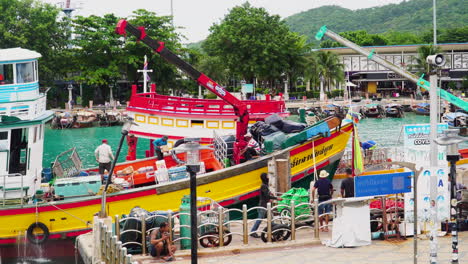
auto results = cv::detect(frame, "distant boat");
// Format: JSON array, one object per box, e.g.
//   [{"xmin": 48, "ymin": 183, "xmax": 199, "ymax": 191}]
[
  {"xmin": 73, "ymin": 109, "xmax": 98, "ymax": 128},
  {"xmin": 362, "ymin": 103, "xmax": 384, "ymax": 118},
  {"xmin": 385, "ymin": 103, "xmax": 404, "ymax": 118},
  {"xmin": 413, "ymin": 103, "xmax": 430, "ymax": 116},
  {"xmin": 442, "ymin": 112, "xmax": 468, "ymax": 128}
]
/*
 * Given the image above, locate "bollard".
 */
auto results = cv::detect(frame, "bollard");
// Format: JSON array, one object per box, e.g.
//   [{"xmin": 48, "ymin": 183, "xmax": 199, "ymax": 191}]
[
  {"xmin": 110, "ymin": 236, "xmax": 117, "ymax": 264},
  {"xmin": 168, "ymin": 210, "xmax": 173, "ymax": 242},
  {"xmin": 291, "ymin": 200, "xmax": 296, "ymax": 241},
  {"xmin": 267, "ymin": 203, "xmax": 272, "ymax": 243},
  {"xmin": 120, "ymin": 247, "xmax": 127, "ymax": 264},
  {"xmin": 101, "ymin": 224, "xmax": 107, "ymax": 261},
  {"xmin": 218, "ymin": 207, "xmax": 224, "ymax": 247},
  {"xmin": 141, "ymin": 215, "xmax": 146, "ymax": 255},
  {"xmin": 314, "ymin": 199, "xmax": 319, "ymax": 239},
  {"xmin": 242, "ymin": 204, "xmax": 248, "ymax": 245},
  {"xmin": 125, "ymin": 254, "xmax": 132, "ymax": 264},
  {"xmin": 106, "ymin": 231, "xmax": 112, "ymax": 263},
  {"xmin": 115, "ymin": 215, "xmax": 120, "ymax": 241},
  {"xmin": 114, "ymin": 241, "xmax": 122, "ymax": 264}
]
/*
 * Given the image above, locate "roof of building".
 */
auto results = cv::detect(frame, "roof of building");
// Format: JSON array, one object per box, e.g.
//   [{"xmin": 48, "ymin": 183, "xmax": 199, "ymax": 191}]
[
  {"xmin": 320, "ymin": 42, "xmax": 468, "ymax": 55},
  {"xmin": 0, "ymin": 47, "xmax": 41, "ymax": 62}
]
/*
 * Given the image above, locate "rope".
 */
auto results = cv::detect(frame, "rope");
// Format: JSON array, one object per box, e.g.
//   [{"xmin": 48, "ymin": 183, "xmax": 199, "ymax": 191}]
[{"xmin": 45, "ymin": 201, "xmax": 90, "ymax": 226}]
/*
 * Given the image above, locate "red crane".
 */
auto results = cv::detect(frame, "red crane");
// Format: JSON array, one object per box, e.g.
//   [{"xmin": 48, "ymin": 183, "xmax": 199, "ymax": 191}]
[{"xmin": 115, "ymin": 20, "xmax": 249, "ymax": 164}]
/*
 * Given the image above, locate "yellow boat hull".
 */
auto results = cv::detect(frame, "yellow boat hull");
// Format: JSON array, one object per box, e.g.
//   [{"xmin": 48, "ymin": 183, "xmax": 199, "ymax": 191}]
[{"xmin": 0, "ymin": 123, "xmax": 352, "ymax": 244}]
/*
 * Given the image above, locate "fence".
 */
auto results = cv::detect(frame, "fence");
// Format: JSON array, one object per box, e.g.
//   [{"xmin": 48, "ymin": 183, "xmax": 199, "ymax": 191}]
[
  {"xmin": 111, "ymin": 197, "xmax": 339, "ymax": 256},
  {"xmin": 96, "ymin": 220, "xmax": 138, "ymax": 264}
]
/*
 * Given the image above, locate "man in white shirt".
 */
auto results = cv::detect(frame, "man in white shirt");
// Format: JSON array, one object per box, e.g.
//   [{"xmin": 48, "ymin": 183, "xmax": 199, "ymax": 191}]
[{"xmin": 95, "ymin": 139, "xmax": 114, "ymax": 178}]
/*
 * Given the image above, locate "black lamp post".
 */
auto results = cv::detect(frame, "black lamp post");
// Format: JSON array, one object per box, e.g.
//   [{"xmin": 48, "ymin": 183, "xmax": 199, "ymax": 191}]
[
  {"xmin": 184, "ymin": 139, "xmax": 201, "ymax": 264},
  {"xmin": 434, "ymin": 129, "xmax": 466, "ymax": 264},
  {"xmin": 99, "ymin": 118, "xmax": 137, "ymax": 218}
]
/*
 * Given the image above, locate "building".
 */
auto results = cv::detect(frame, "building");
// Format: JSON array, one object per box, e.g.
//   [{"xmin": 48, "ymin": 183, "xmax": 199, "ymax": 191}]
[{"xmin": 323, "ymin": 43, "xmax": 468, "ymax": 97}]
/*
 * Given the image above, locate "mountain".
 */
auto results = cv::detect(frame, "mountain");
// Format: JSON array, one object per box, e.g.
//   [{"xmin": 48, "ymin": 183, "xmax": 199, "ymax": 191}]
[{"xmin": 284, "ymin": 0, "xmax": 468, "ymax": 44}]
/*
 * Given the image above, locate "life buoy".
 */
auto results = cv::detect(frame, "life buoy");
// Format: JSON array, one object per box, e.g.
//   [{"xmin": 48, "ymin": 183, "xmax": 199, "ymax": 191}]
[{"xmin": 26, "ymin": 222, "xmax": 49, "ymax": 244}]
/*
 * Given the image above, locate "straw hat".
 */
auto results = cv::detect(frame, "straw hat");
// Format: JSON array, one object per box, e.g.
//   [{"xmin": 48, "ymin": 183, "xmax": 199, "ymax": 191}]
[{"xmin": 319, "ymin": 170, "xmax": 329, "ymax": 178}]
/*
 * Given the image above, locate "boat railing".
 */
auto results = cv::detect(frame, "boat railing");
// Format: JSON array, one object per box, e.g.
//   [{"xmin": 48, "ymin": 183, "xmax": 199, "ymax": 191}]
[
  {"xmin": 213, "ymin": 131, "xmax": 228, "ymax": 168},
  {"xmin": 128, "ymin": 93, "xmax": 287, "ymax": 115},
  {"xmin": 52, "ymin": 147, "xmax": 82, "ymax": 178},
  {"xmin": 337, "ymin": 147, "xmax": 406, "ymax": 173},
  {"xmin": 0, "ymin": 173, "xmax": 27, "ymax": 206}
]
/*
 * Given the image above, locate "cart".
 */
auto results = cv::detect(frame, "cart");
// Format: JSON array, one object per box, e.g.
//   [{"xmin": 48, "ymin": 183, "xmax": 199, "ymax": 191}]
[{"xmin": 197, "ymin": 197, "xmax": 232, "ymax": 247}]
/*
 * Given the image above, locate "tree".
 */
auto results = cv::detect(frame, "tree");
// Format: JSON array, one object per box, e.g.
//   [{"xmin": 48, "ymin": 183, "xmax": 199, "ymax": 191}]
[
  {"xmin": 0, "ymin": 0, "xmax": 70, "ymax": 86},
  {"xmin": 202, "ymin": 3, "xmax": 307, "ymax": 87},
  {"xmin": 411, "ymin": 44, "xmax": 442, "ymax": 77},
  {"xmin": 314, "ymin": 51, "xmax": 344, "ymax": 92},
  {"xmin": 71, "ymin": 14, "xmax": 125, "ymax": 104}
]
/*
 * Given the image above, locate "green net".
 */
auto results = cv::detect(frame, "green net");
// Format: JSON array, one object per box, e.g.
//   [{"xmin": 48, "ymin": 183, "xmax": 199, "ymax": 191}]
[{"xmin": 277, "ymin": 188, "xmax": 311, "ymax": 220}]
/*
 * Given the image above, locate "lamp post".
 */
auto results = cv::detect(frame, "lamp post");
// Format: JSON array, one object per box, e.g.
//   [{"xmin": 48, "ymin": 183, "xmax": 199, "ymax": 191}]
[
  {"xmin": 434, "ymin": 129, "xmax": 466, "ymax": 264},
  {"xmin": 99, "ymin": 118, "xmax": 137, "ymax": 218},
  {"xmin": 184, "ymin": 139, "xmax": 201, "ymax": 264}
]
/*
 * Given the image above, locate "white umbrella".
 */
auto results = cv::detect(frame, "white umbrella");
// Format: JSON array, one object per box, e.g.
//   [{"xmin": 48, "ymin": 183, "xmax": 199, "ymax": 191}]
[{"xmin": 346, "ymin": 81, "xmax": 357, "ymax": 87}]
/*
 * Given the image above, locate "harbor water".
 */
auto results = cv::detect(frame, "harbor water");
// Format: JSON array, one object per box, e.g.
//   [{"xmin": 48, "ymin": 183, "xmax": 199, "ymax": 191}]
[{"xmin": 42, "ymin": 113, "xmax": 431, "ymax": 168}]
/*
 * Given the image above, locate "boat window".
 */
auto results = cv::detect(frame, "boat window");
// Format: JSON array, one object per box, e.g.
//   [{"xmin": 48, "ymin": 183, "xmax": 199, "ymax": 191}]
[
  {"xmin": 0, "ymin": 64, "xmax": 14, "ymax": 85},
  {"xmin": 33, "ymin": 126, "xmax": 37, "ymax": 143},
  {"xmin": 0, "ymin": 131, "xmax": 7, "ymax": 140},
  {"xmin": 16, "ymin": 62, "xmax": 35, "ymax": 83},
  {"xmin": 191, "ymin": 120, "xmax": 204, "ymax": 127}
]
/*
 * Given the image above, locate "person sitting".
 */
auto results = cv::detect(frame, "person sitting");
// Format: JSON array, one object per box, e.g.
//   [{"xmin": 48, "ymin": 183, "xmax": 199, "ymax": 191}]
[
  {"xmin": 240, "ymin": 133, "xmax": 260, "ymax": 162},
  {"xmin": 153, "ymin": 136, "xmax": 168, "ymax": 160},
  {"xmin": 148, "ymin": 222, "xmax": 176, "ymax": 261}
]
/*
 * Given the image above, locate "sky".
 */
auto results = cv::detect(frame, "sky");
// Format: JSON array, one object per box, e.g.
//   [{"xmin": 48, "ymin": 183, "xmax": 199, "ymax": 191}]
[{"xmin": 39, "ymin": 0, "xmax": 406, "ymax": 43}]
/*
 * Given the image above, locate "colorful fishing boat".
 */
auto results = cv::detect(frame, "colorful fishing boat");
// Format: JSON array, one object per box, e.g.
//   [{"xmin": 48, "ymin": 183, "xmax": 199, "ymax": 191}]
[
  {"xmin": 362, "ymin": 103, "xmax": 384, "ymax": 118},
  {"xmin": 413, "ymin": 103, "xmax": 430, "ymax": 116},
  {"xmin": 385, "ymin": 103, "xmax": 404, "ymax": 118},
  {"xmin": 0, "ymin": 23, "xmax": 353, "ymax": 245}
]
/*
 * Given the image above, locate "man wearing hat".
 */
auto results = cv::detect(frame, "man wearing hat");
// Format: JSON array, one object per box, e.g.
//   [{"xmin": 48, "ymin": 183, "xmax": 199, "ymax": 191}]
[
  {"xmin": 240, "ymin": 133, "xmax": 260, "ymax": 162},
  {"xmin": 312, "ymin": 170, "xmax": 334, "ymax": 232},
  {"xmin": 153, "ymin": 136, "xmax": 169, "ymax": 160},
  {"xmin": 95, "ymin": 139, "xmax": 115, "ymax": 179}
]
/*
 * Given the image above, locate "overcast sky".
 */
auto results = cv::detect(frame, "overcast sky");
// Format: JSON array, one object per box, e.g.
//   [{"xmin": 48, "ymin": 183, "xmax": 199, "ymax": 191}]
[{"xmin": 39, "ymin": 0, "xmax": 405, "ymax": 43}]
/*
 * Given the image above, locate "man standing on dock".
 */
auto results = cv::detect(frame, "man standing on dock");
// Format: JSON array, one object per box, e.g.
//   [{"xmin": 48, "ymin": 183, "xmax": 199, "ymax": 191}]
[
  {"xmin": 340, "ymin": 168, "xmax": 355, "ymax": 198},
  {"xmin": 312, "ymin": 170, "xmax": 334, "ymax": 232},
  {"xmin": 153, "ymin": 135, "xmax": 168, "ymax": 160},
  {"xmin": 95, "ymin": 139, "xmax": 114, "ymax": 181}
]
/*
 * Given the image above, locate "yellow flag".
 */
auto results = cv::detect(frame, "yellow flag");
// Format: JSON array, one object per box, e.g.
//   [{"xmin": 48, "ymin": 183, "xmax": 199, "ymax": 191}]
[{"xmin": 353, "ymin": 126, "xmax": 364, "ymax": 175}]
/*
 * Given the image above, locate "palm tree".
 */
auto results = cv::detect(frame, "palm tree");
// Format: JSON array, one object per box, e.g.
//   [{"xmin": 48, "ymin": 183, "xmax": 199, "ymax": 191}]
[
  {"xmin": 411, "ymin": 44, "xmax": 442, "ymax": 77},
  {"xmin": 303, "ymin": 53, "xmax": 322, "ymax": 92},
  {"xmin": 315, "ymin": 51, "xmax": 344, "ymax": 92}
]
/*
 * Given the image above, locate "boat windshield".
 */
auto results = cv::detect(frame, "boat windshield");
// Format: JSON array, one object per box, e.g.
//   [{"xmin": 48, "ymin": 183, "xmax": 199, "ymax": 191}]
[
  {"xmin": 16, "ymin": 62, "xmax": 35, "ymax": 83},
  {"xmin": 0, "ymin": 64, "xmax": 14, "ymax": 85}
]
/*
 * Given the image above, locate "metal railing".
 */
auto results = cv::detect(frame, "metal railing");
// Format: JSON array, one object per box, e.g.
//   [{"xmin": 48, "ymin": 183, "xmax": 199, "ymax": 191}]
[
  {"xmin": 213, "ymin": 131, "xmax": 228, "ymax": 168},
  {"xmin": 97, "ymin": 220, "xmax": 137, "ymax": 264},
  {"xmin": 1, "ymin": 173, "xmax": 27, "ymax": 206},
  {"xmin": 113, "ymin": 199, "xmax": 343, "ymax": 253}
]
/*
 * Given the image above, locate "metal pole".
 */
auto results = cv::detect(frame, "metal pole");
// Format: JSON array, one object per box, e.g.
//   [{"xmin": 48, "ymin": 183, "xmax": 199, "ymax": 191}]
[
  {"xmin": 414, "ymin": 171, "xmax": 419, "ymax": 264},
  {"xmin": 448, "ymin": 156, "xmax": 460, "ymax": 264},
  {"xmin": 170, "ymin": 0, "xmax": 174, "ymax": 28},
  {"xmin": 267, "ymin": 202, "xmax": 272, "ymax": 243},
  {"xmin": 291, "ymin": 200, "xmax": 296, "ymax": 241},
  {"xmin": 189, "ymin": 169, "xmax": 198, "ymax": 264},
  {"xmin": 100, "ymin": 130, "xmax": 128, "ymax": 218},
  {"xmin": 429, "ymin": 73, "xmax": 439, "ymax": 264},
  {"xmin": 242, "ymin": 204, "xmax": 248, "ymax": 245},
  {"xmin": 433, "ymin": 0, "xmax": 437, "ymax": 45}
]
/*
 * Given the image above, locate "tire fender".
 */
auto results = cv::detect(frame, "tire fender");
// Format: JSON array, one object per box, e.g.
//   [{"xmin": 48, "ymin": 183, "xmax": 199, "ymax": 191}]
[{"xmin": 27, "ymin": 222, "xmax": 50, "ymax": 244}]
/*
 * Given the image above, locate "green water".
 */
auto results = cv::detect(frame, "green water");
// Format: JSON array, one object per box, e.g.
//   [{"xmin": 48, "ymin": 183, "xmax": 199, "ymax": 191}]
[{"xmin": 43, "ymin": 113, "xmax": 431, "ymax": 168}]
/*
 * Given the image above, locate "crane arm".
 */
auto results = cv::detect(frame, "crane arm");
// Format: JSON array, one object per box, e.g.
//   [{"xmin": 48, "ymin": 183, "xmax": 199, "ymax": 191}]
[
  {"xmin": 116, "ymin": 19, "xmax": 249, "ymax": 164},
  {"xmin": 315, "ymin": 25, "xmax": 468, "ymax": 111}
]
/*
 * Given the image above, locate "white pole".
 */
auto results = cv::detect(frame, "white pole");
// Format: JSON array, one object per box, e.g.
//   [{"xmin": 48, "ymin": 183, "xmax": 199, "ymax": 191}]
[
  {"xmin": 137, "ymin": 55, "xmax": 153, "ymax": 93},
  {"xmin": 429, "ymin": 73, "xmax": 438, "ymax": 264},
  {"xmin": 433, "ymin": 0, "xmax": 437, "ymax": 45}
]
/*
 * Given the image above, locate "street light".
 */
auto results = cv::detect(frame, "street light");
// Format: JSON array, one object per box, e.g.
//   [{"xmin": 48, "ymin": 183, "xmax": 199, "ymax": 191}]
[
  {"xmin": 434, "ymin": 129, "xmax": 466, "ymax": 264},
  {"xmin": 99, "ymin": 117, "xmax": 138, "ymax": 218},
  {"xmin": 183, "ymin": 139, "xmax": 201, "ymax": 264}
]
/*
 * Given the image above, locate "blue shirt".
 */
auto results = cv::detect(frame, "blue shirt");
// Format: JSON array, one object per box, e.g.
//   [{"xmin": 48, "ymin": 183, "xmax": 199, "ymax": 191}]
[
  {"xmin": 153, "ymin": 138, "xmax": 167, "ymax": 148},
  {"xmin": 314, "ymin": 178, "xmax": 333, "ymax": 201}
]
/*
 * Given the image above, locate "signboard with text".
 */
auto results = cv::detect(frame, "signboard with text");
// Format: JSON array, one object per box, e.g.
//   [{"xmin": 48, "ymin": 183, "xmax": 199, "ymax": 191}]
[{"xmin": 355, "ymin": 172, "xmax": 412, "ymax": 197}]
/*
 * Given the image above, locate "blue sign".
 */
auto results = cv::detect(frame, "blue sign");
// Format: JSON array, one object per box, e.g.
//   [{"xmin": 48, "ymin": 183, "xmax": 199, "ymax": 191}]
[
  {"xmin": 241, "ymin": 83, "xmax": 254, "ymax": 93},
  {"xmin": 355, "ymin": 172, "xmax": 413, "ymax": 197}
]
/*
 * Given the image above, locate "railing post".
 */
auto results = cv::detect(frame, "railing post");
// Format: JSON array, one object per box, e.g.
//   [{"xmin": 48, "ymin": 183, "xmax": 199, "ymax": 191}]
[
  {"xmin": 314, "ymin": 199, "xmax": 320, "ymax": 239},
  {"xmin": 115, "ymin": 215, "xmax": 120, "ymax": 241},
  {"xmin": 110, "ymin": 235, "xmax": 117, "ymax": 264},
  {"xmin": 218, "ymin": 206, "xmax": 224, "ymax": 247},
  {"xmin": 114, "ymin": 241, "xmax": 122, "ymax": 264},
  {"xmin": 141, "ymin": 215, "xmax": 146, "ymax": 255},
  {"xmin": 242, "ymin": 204, "xmax": 248, "ymax": 245},
  {"xmin": 120, "ymin": 247, "xmax": 127, "ymax": 264},
  {"xmin": 267, "ymin": 202, "xmax": 272, "ymax": 243},
  {"xmin": 125, "ymin": 254, "xmax": 132, "ymax": 264},
  {"xmin": 291, "ymin": 200, "xmax": 296, "ymax": 241},
  {"xmin": 106, "ymin": 230, "xmax": 112, "ymax": 263},
  {"xmin": 100, "ymin": 224, "xmax": 107, "ymax": 261},
  {"xmin": 168, "ymin": 210, "xmax": 173, "ymax": 242}
]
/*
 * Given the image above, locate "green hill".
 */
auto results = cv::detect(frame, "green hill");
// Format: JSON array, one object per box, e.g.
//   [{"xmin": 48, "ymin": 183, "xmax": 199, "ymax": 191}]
[{"xmin": 285, "ymin": 0, "xmax": 468, "ymax": 44}]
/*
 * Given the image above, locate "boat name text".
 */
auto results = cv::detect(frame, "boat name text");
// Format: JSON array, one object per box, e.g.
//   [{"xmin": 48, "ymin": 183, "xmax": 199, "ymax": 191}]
[{"xmin": 290, "ymin": 144, "xmax": 334, "ymax": 168}]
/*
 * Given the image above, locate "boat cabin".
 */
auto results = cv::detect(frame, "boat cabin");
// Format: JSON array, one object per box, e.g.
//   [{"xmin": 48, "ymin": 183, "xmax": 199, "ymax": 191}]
[{"xmin": 0, "ymin": 48, "xmax": 53, "ymax": 204}]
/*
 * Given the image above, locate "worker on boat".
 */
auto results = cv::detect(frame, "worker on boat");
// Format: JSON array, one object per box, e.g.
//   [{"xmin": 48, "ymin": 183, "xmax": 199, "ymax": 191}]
[
  {"xmin": 153, "ymin": 135, "xmax": 168, "ymax": 160},
  {"xmin": 240, "ymin": 133, "xmax": 260, "ymax": 162},
  {"xmin": 95, "ymin": 139, "xmax": 114, "ymax": 182}
]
